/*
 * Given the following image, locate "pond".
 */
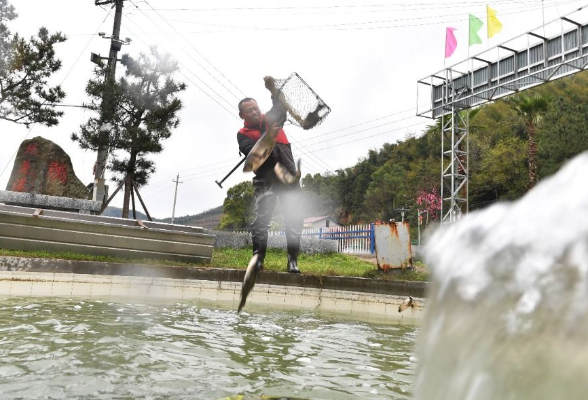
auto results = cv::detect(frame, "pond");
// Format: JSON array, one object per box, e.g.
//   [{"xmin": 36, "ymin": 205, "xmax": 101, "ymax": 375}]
[{"xmin": 0, "ymin": 296, "xmax": 418, "ymax": 400}]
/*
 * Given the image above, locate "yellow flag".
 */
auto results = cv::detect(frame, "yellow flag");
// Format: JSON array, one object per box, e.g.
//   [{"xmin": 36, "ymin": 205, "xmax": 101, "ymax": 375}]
[{"xmin": 487, "ymin": 5, "xmax": 503, "ymax": 38}]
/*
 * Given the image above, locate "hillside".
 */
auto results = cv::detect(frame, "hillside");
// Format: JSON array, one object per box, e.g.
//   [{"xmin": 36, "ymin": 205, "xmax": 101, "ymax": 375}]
[
  {"xmin": 157, "ymin": 205, "xmax": 223, "ymax": 229},
  {"xmin": 102, "ymin": 206, "xmax": 151, "ymax": 221},
  {"xmin": 300, "ymin": 70, "xmax": 588, "ymax": 225},
  {"xmin": 101, "ymin": 205, "xmax": 222, "ymax": 229}
]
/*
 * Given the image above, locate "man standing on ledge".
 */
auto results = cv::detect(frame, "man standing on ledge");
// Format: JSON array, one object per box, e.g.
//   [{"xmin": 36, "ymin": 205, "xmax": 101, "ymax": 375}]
[{"xmin": 237, "ymin": 96, "xmax": 302, "ymax": 274}]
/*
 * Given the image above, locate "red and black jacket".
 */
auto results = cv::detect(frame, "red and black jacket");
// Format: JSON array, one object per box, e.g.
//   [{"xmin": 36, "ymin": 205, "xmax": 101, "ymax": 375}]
[{"xmin": 237, "ymin": 115, "xmax": 297, "ymax": 185}]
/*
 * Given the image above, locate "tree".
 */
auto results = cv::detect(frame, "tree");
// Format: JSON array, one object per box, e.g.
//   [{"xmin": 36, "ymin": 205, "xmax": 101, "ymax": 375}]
[
  {"xmin": 0, "ymin": 0, "xmax": 66, "ymax": 127},
  {"xmin": 364, "ymin": 163, "xmax": 408, "ymax": 221},
  {"xmin": 72, "ymin": 47, "xmax": 186, "ymax": 218},
  {"xmin": 539, "ymin": 95, "xmax": 588, "ymax": 177},
  {"xmin": 300, "ymin": 172, "xmax": 341, "ymax": 220},
  {"xmin": 477, "ymin": 136, "xmax": 527, "ymax": 201},
  {"xmin": 506, "ymin": 93, "xmax": 551, "ymax": 190},
  {"xmin": 219, "ymin": 181, "xmax": 255, "ymax": 230},
  {"xmin": 415, "ymin": 188, "xmax": 441, "ymax": 221}
]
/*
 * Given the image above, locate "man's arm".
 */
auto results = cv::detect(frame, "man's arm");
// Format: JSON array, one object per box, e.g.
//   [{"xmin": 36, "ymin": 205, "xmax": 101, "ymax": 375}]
[{"xmin": 237, "ymin": 133, "xmax": 256, "ymax": 156}]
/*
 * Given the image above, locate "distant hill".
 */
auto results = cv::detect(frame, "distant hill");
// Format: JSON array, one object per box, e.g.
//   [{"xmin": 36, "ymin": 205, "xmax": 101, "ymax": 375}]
[
  {"xmin": 158, "ymin": 205, "xmax": 223, "ymax": 229},
  {"xmin": 100, "ymin": 205, "xmax": 223, "ymax": 229},
  {"xmin": 102, "ymin": 206, "xmax": 152, "ymax": 221}
]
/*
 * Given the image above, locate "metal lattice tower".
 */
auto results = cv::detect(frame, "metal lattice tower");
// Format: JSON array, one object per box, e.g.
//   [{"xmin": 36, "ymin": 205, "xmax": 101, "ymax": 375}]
[
  {"xmin": 440, "ymin": 72, "xmax": 469, "ymax": 222},
  {"xmin": 417, "ymin": 5, "xmax": 588, "ymax": 225}
]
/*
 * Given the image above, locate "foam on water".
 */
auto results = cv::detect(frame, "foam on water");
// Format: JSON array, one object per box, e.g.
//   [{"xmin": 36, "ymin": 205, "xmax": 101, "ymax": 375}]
[{"xmin": 415, "ymin": 152, "xmax": 588, "ymax": 400}]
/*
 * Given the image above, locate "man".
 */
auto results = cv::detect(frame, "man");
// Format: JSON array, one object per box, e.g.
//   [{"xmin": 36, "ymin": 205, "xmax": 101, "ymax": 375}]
[{"xmin": 237, "ymin": 96, "xmax": 302, "ymax": 274}]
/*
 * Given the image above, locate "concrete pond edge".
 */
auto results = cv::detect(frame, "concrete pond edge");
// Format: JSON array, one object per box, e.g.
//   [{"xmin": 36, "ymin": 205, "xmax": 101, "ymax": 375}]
[{"xmin": 0, "ymin": 256, "xmax": 428, "ymax": 322}]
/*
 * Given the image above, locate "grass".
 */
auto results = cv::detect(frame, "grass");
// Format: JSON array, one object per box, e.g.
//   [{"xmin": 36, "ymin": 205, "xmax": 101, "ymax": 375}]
[{"xmin": 0, "ymin": 247, "xmax": 430, "ymax": 282}]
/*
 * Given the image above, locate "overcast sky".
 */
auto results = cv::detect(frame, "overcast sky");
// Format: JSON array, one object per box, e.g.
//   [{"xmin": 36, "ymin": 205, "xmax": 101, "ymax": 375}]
[{"xmin": 1, "ymin": 0, "xmax": 586, "ymax": 219}]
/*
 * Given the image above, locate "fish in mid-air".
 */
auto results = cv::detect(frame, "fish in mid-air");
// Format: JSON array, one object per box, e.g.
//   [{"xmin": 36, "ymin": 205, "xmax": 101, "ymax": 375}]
[
  {"xmin": 242, "ymin": 122, "xmax": 281, "ymax": 173},
  {"xmin": 274, "ymin": 159, "xmax": 301, "ymax": 185},
  {"xmin": 398, "ymin": 296, "xmax": 414, "ymax": 313},
  {"xmin": 238, "ymin": 254, "xmax": 261, "ymax": 313}
]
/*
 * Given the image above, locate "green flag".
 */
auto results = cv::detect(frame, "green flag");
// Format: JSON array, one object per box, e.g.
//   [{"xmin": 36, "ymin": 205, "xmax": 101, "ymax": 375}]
[{"xmin": 469, "ymin": 14, "xmax": 483, "ymax": 46}]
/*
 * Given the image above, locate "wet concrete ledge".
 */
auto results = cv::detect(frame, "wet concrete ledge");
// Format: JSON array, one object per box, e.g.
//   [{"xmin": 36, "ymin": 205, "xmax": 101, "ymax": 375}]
[{"xmin": 0, "ymin": 256, "xmax": 428, "ymax": 299}]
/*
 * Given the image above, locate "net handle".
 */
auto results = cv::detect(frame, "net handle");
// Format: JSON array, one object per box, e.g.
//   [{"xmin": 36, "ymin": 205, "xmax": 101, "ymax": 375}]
[{"xmin": 263, "ymin": 76, "xmax": 306, "ymax": 127}]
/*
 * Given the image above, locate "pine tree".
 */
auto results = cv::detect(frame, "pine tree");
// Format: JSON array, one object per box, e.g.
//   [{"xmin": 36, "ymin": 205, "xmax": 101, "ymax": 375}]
[
  {"xmin": 0, "ymin": 0, "xmax": 66, "ymax": 127},
  {"xmin": 72, "ymin": 47, "xmax": 186, "ymax": 218}
]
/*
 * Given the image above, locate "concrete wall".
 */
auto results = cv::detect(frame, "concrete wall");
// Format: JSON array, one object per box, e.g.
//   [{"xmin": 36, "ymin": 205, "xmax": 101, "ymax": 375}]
[
  {"xmin": 0, "ymin": 190, "xmax": 101, "ymax": 214},
  {"xmin": 0, "ymin": 256, "xmax": 427, "ymax": 322},
  {"xmin": 0, "ymin": 204, "xmax": 214, "ymax": 263}
]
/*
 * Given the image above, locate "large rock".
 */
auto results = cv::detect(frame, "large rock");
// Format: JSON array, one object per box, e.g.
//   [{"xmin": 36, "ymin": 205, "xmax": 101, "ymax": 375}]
[{"xmin": 5, "ymin": 136, "xmax": 90, "ymax": 199}]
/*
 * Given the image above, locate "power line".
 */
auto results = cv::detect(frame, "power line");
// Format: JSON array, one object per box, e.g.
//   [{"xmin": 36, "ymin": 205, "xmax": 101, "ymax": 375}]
[
  {"xmin": 293, "ymin": 145, "xmax": 333, "ymax": 172},
  {"xmin": 142, "ymin": 115, "xmax": 427, "ymax": 194},
  {"xmin": 288, "ymin": 135, "xmax": 335, "ymax": 172},
  {"xmin": 122, "ymin": 16, "xmax": 236, "ymax": 113},
  {"xmin": 138, "ymin": 1, "xmax": 569, "ymax": 14},
  {"xmin": 144, "ymin": 156, "xmax": 243, "ymax": 190},
  {"xmin": 301, "ymin": 115, "xmax": 419, "ymax": 148},
  {"xmin": 129, "ymin": 0, "xmax": 580, "ymax": 33},
  {"xmin": 140, "ymin": 0, "xmax": 245, "ymax": 100},
  {"xmin": 294, "ymin": 107, "xmax": 420, "ymax": 145},
  {"xmin": 141, "ymin": 159, "xmax": 243, "ymax": 195},
  {"xmin": 141, "ymin": 107, "xmax": 429, "ymax": 194},
  {"xmin": 123, "ymin": 15, "xmax": 239, "ymax": 118},
  {"xmin": 127, "ymin": 0, "xmax": 243, "ymax": 108},
  {"xmin": 306, "ymin": 119, "xmax": 428, "ymax": 154}
]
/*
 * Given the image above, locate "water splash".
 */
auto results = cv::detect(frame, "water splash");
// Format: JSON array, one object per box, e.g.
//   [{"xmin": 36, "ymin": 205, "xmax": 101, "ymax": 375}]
[{"xmin": 415, "ymin": 152, "xmax": 588, "ymax": 400}]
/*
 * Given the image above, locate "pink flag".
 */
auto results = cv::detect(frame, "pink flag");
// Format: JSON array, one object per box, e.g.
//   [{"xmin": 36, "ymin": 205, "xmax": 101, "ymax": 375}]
[{"xmin": 445, "ymin": 27, "xmax": 457, "ymax": 58}]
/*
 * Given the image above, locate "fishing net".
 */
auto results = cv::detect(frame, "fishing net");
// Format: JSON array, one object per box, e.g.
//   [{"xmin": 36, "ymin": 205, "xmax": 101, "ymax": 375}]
[{"xmin": 265, "ymin": 73, "xmax": 331, "ymax": 130}]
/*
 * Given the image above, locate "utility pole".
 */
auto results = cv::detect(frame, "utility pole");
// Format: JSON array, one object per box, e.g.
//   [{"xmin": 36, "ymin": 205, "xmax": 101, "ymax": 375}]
[
  {"xmin": 417, "ymin": 209, "xmax": 429, "ymax": 246},
  {"xmin": 396, "ymin": 206, "xmax": 411, "ymax": 222},
  {"xmin": 92, "ymin": 0, "xmax": 126, "ymax": 204},
  {"xmin": 171, "ymin": 173, "xmax": 183, "ymax": 224}
]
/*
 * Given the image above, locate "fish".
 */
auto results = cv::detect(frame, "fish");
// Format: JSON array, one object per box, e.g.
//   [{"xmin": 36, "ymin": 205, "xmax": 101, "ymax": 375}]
[
  {"xmin": 238, "ymin": 254, "xmax": 261, "ymax": 313},
  {"xmin": 274, "ymin": 159, "xmax": 301, "ymax": 185},
  {"xmin": 243, "ymin": 124, "xmax": 280, "ymax": 173},
  {"xmin": 398, "ymin": 296, "xmax": 414, "ymax": 313}
]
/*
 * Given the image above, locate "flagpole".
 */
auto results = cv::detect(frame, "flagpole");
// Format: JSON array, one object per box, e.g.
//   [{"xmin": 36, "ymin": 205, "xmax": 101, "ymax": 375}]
[
  {"xmin": 468, "ymin": 12, "xmax": 471, "ymax": 61},
  {"xmin": 444, "ymin": 27, "xmax": 447, "ymax": 69},
  {"xmin": 542, "ymin": 0, "xmax": 546, "ymax": 37},
  {"xmin": 487, "ymin": 5, "xmax": 492, "ymax": 52}
]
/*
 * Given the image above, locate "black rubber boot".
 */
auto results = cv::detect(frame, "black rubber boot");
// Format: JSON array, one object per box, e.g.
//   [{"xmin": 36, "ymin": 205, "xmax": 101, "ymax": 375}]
[
  {"xmin": 286, "ymin": 244, "xmax": 300, "ymax": 274},
  {"xmin": 287, "ymin": 254, "xmax": 300, "ymax": 274},
  {"xmin": 253, "ymin": 241, "xmax": 266, "ymax": 271}
]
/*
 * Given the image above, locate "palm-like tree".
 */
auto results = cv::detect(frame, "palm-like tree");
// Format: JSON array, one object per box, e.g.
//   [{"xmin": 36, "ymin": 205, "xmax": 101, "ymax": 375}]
[{"xmin": 506, "ymin": 93, "xmax": 551, "ymax": 190}]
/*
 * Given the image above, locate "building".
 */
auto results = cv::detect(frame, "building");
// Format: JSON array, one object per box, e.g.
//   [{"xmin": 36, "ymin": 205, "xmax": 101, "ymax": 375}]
[{"xmin": 303, "ymin": 216, "xmax": 340, "ymax": 229}]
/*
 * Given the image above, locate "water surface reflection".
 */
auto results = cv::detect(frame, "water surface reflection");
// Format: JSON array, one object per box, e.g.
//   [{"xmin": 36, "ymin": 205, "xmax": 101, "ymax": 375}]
[{"xmin": 0, "ymin": 296, "xmax": 417, "ymax": 399}]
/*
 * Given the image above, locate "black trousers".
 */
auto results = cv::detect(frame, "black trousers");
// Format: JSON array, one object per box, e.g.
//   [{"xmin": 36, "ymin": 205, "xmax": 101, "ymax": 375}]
[{"xmin": 251, "ymin": 180, "xmax": 303, "ymax": 255}]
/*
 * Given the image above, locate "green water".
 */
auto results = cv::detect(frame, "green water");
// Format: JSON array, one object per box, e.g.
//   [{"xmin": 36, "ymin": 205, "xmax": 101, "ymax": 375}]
[{"xmin": 0, "ymin": 296, "xmax": 417, "ymax": 399}]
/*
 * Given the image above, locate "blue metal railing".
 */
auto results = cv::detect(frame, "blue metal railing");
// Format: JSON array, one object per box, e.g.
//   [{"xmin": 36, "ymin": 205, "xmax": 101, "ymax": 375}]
[{"xmin": 295, "ymin": 224, "xmax": 375, "ymax": 254}]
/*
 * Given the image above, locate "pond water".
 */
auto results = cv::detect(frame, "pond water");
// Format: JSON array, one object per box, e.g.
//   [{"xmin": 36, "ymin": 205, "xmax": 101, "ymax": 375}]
[{"xmin": 0, "ymin": 296, "xmax": 418, "ymax": 400}]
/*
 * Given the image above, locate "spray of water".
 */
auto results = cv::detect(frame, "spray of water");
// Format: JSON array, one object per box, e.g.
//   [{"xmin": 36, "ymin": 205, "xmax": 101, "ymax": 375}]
[{"xmin": 415, "ymin": 152, "xmax": 588, "ymax": 400}]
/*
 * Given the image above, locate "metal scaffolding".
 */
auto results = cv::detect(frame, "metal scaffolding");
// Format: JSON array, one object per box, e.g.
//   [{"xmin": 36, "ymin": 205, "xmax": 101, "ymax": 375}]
[
  {"xmin": 417, "ymin": 5, "xmax": 588, "ymax": 224},
  {"xmin": 440, "ymin": 73, "xmax": 469, "ymax": 222}
]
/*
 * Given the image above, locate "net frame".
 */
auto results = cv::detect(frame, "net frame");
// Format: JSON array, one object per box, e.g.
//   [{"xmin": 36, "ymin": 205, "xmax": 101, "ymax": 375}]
[{"xmin": 270, "ymin": 72, "xmax": 331, "ymax": 130}]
